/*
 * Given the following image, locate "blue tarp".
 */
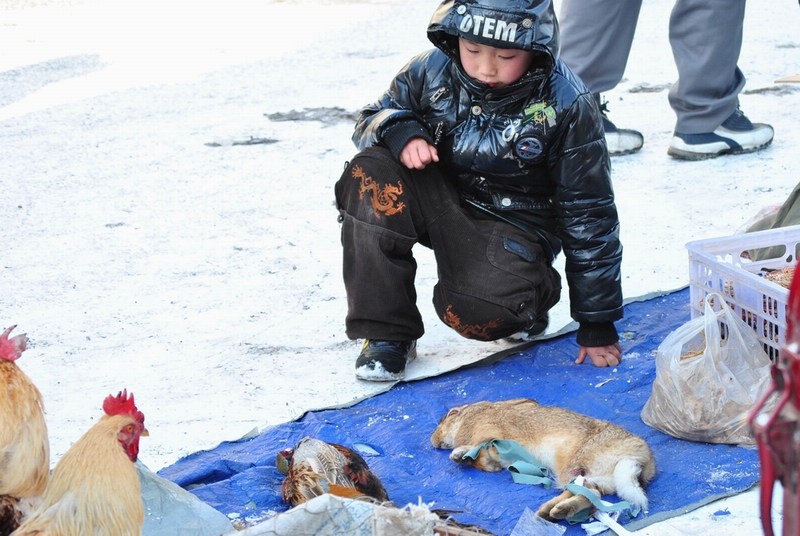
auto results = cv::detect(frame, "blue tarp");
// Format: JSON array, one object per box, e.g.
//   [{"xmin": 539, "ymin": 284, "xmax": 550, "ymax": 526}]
[{"xmin": 159, "ymin": 288, "xmax": 761, "ymax": 535}]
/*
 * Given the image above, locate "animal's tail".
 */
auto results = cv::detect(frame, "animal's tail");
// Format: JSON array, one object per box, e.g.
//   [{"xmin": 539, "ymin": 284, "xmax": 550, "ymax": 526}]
[{"xmin": 612, "ymin": 458, "xmax": 649, "ymax": 511}]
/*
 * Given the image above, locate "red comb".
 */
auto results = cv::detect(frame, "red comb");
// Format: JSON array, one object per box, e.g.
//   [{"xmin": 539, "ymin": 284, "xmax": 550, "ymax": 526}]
[
  {"xmin": 0, "ymin": 325, "xmax": 28, "ymax": 362},
  {"xmin": 102, "ymin": 389, "xmax": 145, "ymax": 424}
]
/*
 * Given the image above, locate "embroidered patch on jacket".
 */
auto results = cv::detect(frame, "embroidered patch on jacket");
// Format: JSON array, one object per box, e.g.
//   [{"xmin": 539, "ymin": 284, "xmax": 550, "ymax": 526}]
[
  {"xmin": 522, "ymin": 101, "xmax": 557, "ymax": 128},
  {"xmin": 352, "ymin": 164, "xmax": 406, "ymax": 218},
  {"xmin": 442, "ymin": 304, "xmax": 502, "ymax": 340}
]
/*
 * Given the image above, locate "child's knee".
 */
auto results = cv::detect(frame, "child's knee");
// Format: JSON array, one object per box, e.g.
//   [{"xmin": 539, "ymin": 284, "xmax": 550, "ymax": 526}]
[
  {"xmin": 336, "ymin": 149, "xmax": 411, "ymax": 222},
  {"xmin": 433, "ymin": 287, "xmax": 531, "ymax": 341}
]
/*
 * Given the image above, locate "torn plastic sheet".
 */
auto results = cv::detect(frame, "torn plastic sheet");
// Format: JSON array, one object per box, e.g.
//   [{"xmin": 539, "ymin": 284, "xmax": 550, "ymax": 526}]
[{"xmin": 232, "ymin": 494, "xmax": 440, "ymax": 536}]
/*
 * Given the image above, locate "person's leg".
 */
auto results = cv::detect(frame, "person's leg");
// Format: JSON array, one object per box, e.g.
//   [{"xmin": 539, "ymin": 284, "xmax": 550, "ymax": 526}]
[
  {"xmin": 559, "ymin": 0, "xmax": 645, "ymax": 156},
  {"xmin": 336, "ymin": 147, "xmax": 434, "ymax": 381},
  {"xmin": 336, "ymin": 147, "xmax": 561, "ymax": 379},
  {"xmin": 416, "ymin": 198, "xmax": 562, "ymax": 341},
  {"xmin": 558, "ymin": 0, "xmax": 643, "ymax": 94},
  {"xmin": 335, "ymin": 147, "xmax": 427, "ymax": 343},
  {"xmin": 667, "ymin": 0, "xmax": 745, "ymax": 132},
  {"xmin": 667, "ymin": 0, "xmax": 773, "ymax": 158}
]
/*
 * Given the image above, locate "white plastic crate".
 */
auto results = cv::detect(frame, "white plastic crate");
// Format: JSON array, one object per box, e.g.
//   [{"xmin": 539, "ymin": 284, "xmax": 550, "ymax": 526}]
[{"xmin": 686, "ymin": 225, "xmax": 800, "ymax": 361}]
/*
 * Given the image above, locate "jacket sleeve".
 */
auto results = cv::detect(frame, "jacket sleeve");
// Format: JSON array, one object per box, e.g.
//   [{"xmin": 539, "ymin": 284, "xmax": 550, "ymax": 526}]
[
  {"xmin": 549, "ymin": 91, "xmax": 623, "ymax": 341},
  {"xmin": 352, "ymin": 51, "xmax": 437, "ymax": 159}
]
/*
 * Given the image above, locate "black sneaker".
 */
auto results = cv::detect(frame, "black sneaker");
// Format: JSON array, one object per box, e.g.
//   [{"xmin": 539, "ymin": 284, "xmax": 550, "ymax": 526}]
[
  {"xmin": 668, "ymin": 108, "xmax": 774, "ymax": 160},
  {"xmin": 594, "ymin": 94, "xmax": 644, "ymax": 156},
  {"xmin": 355, "ymin": 340, "xmax": 417, "ymax": 381},
  {"xmin": 506, "ymin": 314, "xmax": 549, "ymax": 342}
]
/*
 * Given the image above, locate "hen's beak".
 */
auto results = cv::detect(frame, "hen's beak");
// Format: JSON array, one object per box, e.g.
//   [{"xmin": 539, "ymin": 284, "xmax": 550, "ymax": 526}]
[{"xmin": 140, "ymin": 427, "xmax": 150, "ymax": 437}]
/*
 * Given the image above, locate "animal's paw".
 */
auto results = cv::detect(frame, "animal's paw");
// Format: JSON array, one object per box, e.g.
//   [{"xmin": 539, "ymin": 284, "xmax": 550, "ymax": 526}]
[
  {"xmin": 450, "ymin": 446, "xmax": 472, "ymax": 464},
  {"xmin": 536, "ymin": 488, "xmax": 598, "ymax": 521},
  {"xmin": 549, "ymin": 493, "xmax": 594, "ymax": 520}
]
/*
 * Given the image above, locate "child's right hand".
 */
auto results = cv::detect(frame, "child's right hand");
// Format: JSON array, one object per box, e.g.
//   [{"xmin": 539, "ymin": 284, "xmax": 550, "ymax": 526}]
[{"xmin": 400, "ymin": 138, "xmax": 439, "ymax": 169}]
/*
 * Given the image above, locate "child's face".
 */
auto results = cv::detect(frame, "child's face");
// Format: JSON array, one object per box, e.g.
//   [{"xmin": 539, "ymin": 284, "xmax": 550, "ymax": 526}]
[{"xmin": 458, "ymin": 37, "xmax": 535, "ymax": 88}]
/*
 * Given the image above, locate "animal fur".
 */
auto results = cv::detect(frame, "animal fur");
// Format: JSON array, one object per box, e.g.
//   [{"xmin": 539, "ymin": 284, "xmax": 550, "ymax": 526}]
[{"xmin": 430, "ymin": 398, "xmax": 655, "ymax": 520}]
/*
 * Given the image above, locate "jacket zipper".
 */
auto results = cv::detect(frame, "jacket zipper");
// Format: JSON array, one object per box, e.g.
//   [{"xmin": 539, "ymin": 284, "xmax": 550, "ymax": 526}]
[
  {"xmin": 434, "ymin": 122, "xmax": 444, "ymax": 145},
  {"xmin": 430, "ymin": 86, "xmax": 449, "ymax": 104}
]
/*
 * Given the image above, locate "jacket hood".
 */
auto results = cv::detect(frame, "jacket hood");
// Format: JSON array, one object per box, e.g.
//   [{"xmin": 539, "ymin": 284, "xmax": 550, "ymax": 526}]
[{"xmin": 427, "ymin": 0, "xmax": 559, "ymax": 66}]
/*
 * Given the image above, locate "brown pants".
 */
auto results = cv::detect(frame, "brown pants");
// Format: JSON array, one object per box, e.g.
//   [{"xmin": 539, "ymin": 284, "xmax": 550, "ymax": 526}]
[{"xmin": 334, "ymin": 147, "xmax": 561, "ymax": 342}]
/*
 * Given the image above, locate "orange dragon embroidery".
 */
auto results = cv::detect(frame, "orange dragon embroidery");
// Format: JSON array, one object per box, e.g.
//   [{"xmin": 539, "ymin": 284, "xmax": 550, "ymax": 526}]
[
  {"xmin": 352, "ymin": 164, "xmax": 406, "ymax": 218},
  {"xmin": 442, "ymin": 305, "xmax": 502, "ymax": 340}
]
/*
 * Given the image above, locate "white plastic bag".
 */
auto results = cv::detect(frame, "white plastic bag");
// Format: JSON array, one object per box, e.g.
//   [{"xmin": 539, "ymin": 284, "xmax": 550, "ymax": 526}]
[
  {"xmin": 138, "ymin": 462, "xmax": 234, "ymax": 536},
  {"xmin": 641, "ymin": 293, "xmax": 773, "ymax": 445}
]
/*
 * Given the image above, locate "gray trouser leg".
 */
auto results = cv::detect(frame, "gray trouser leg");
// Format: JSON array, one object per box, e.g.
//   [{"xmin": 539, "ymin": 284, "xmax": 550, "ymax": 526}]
[
  {"xmin": 559, "ymin": 0, "xmax": 746, "ymax": 133},
  {"xmin": 558, "ymin": 0, "xmax": 643, "ymax": 94},
  {"xmin": 668, "ymin": 0, "xmax": 746, "ymax": 133}
]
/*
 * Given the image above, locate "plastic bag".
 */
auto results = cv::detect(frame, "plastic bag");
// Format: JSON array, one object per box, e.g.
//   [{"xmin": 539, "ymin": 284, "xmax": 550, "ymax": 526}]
[
  {"xmin": 137, "ymin": 462, "xmax": 234, "ymax": 536},
  {"xmin": 235, "ymin": 494, "xmax": 441, "ymax": 536},
  {"xmin": 641, "ymin": 292, "xmax": 773, "ymax": 445}
]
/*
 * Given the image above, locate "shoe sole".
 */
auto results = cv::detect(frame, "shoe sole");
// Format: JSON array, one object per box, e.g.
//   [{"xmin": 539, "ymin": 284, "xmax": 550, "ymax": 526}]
[
  {"xmin": 355, "ymin": 368, "xmax": 405, "ymax": 381},
  {"xmin": 606, "ymin": 130, "xmax": 644, "ymax": 157},
  {"xmin": 505, "ymin": 332, "xmax": 546, "ymax": 343},
  {"xmin": 609, "ymin": 147, "xmax": 643, "ymax": 157},
  {"xmin": 667, "ymin": 139, "xmax": 773, "ymax": 161}
]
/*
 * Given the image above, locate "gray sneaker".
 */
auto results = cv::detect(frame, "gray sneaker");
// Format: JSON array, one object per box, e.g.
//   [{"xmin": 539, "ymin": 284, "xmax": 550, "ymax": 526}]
[{"xmin": 355, "ymin": 340, "xmax": 417, "ymax": 381}]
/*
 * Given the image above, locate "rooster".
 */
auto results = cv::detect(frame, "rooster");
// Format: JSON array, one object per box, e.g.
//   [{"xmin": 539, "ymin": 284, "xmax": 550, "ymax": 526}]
[
  {"xmin": 0, "ymin": 325, "xmax": 49, "ymax": 536},
  {"xmin": 276, "ymin": 437, "xmax": 389, "ymax": 506},
  {"xmin": 12, "ymin": 389, "xmax": 148, "ymax": 536}
]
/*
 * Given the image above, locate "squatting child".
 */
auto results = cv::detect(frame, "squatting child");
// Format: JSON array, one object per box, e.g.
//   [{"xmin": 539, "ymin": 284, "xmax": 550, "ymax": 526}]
[{"xmin": 335, "ymin": 0, "xmax": 624, "ymax": 381}]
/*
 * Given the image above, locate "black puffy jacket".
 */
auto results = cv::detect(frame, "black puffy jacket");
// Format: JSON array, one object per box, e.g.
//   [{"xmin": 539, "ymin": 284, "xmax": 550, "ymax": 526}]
[{"xmin": 352, "ymin": 0, "xmax": 622, "ymax": 343}]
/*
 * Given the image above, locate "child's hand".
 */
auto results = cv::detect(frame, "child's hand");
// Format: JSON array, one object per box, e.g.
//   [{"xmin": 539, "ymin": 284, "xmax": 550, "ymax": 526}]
[
  {"xmin": 575, "ymin": 342, "xmax": 622, "ymax": 367},
  {"xmin": 400, "ymin": 138, "xmax": 439, "ymax": 169}
]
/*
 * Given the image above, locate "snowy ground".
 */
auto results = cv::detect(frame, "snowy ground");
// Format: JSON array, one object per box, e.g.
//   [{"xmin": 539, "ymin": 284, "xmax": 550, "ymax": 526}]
[{"xmin": 1, "ymin": 0, "xmax": 798, "ymax": 533}]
